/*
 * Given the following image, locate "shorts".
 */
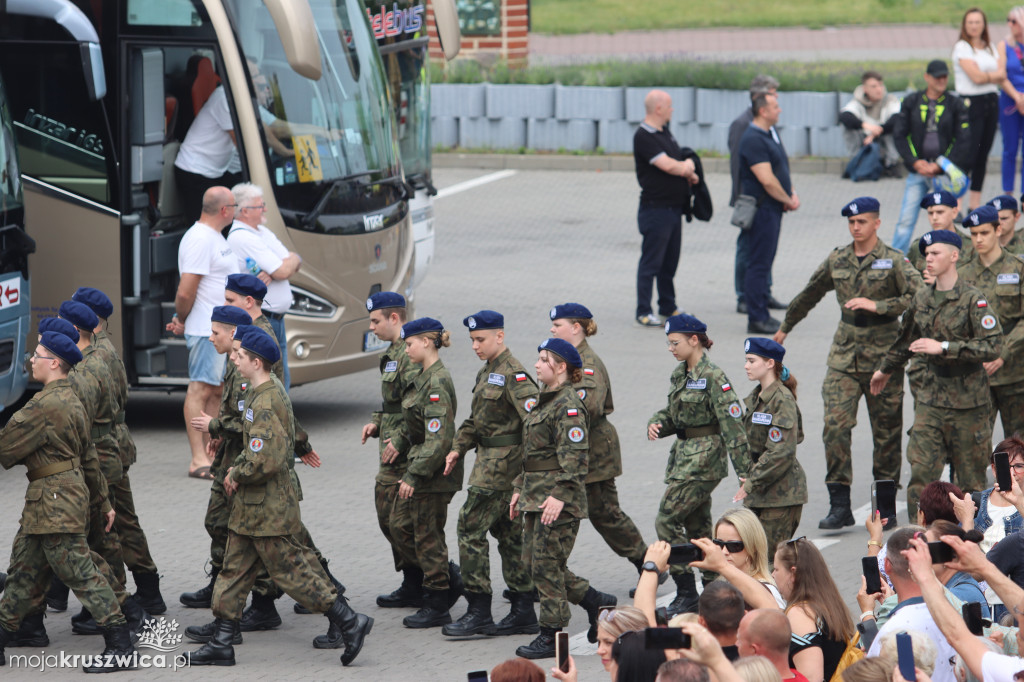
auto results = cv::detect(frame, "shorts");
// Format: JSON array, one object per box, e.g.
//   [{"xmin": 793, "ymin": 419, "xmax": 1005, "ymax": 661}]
[{"xmin": 186, "ymin": 334, "xmax": 227, "ymax": 386}]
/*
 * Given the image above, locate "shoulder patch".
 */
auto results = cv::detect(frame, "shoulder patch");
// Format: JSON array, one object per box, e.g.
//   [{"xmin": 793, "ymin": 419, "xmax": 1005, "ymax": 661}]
[
  {"xmin": 721, "ymin": 382, "xmax": 732, "ymax": 392},
  {"xmin": 583, "ymin": 368, "xmax": 594, "ymax": 375},
  {"xmin": 488, "ymin": 373, "xmax": 506, "ymax": 386},
  {"xmin": 977, "ymin": 299, "xmax": 988, "ymax": 308},
  {"xmin": 751, "ymin": 412, "xmax": 773, "ymax": 425},
  {"xmin": 577, "ymin": 388, "xmax": 587, "ymax": 400},
  {"xmin": 982, "ymin": 314, "xmax": 998, "ymax": 330},
  {"xmin": 429, "ymin": 393, "xmax": 440, "ymax": 402},
  {"xmin": 568, "ymin": 426, "xmax": 585, "ymax": 443},
  {"xmin": 245, "ymin": 408, "xmax": 254, "ymax": 422},
  {"xmin": 249, "ymin": 437, "xmax": 264, "ymax": 452},
  {"xmin": 237, "ymin": 400, "xmax": 244, "ymax": 412},
  {"xmin": 514, "ymin": 372, "xmax": 528, "ymax": 382},
  {"xmin": 566, "ymin": 408, "xmax": 578, "ymax": 417},
  {"xmin": 767, "ymin": 427, "xmax": 782, "ymax": 443},
  {"xmin": 524, "ymin": 398, "xmax": 537, "ymax": 412},
  {"xmin": 427, "ymin": 418, "xmax": 442, "ymax": 433},
  {"xmin": 685, "ymin": 378, "xmax": 707, "ymax": 390},
  {"xmin": 728, "ymin": 402, "xmax": 742, "ymax": 419},
  {"xmin": 384, "ymin": 360, "xmax": 398, "ymax": 373},
  {"xmin": 998, "ymin": 273, "xmax": 1020, "ymax": 284}
]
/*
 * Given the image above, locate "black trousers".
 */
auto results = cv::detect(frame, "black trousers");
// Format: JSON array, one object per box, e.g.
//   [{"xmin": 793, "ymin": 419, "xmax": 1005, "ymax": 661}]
[
  {"xmin": 962, "ymin": 92, "xmax": 999, "ymax": 192},
  {"xmin": 174, "ymin": 166, "xmax": 242, "ymax": 223}
]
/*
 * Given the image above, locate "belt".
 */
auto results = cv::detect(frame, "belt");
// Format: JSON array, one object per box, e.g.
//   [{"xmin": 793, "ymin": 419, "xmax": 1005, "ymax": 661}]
[
  {"xmin": 114, "ymin": 410, "xmax": 126, "ymax": 425},
  {"xmin": 676, "ymin": 424, "xmax": 721, "ymax": 439},
  {"xmin": 381, "ymin": 401, "xmax": 403, "ymax": 414},
  {"xmin": 263, "ymin": 311, "xmax": 285, "ymax": 320},
  {"xmin": 26, "ymin": 458, "xmax": 80, "ymax": 482},
  {"xmin": 840, "ymin": 311, "xmax": 898, "ymax": 328},
  {"xmin": 929, "ymin": 361, "xmax": 984, "ymax": 378},
  {"xmin": 480, "ymin": 433, "xmax": 522, "ymax": 448},
  {"xmin": 90, "ymin": 422, "xmax": 113, "ymax": 439},
  {"xmin": 524, "ymin": 456, "xmax": 560, "ymax": 472}
]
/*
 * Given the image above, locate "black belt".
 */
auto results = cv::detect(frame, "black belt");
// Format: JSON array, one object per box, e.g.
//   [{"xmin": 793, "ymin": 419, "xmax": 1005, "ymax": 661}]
[
  {"xmin": 263, "ymin": 311, "xmax": 285, "ymax": 320},
  {"xmin": 929, "ymin": 361, "xmax": 984, "ymax": 378},
  {"xmin": 26, "ymin": 458, "xmax": 80, "ymax": 482},
  {"xmin": 840, "ymin": 311, "xmax": 898, "ymax": 328},
  {"xmin": 677, "ymin": 424, "xmax": 721, "ymax": 439},
  {"xmin": 381, "ymin": 401, "xmax": 403, "ymax": 414},
  {"xmin": 91, "ymin": 422, "xmax": 113, "ymax": 439},
  {"xmin": 480, "ymin": 434, "xmax": 522, "ymax": 448}
]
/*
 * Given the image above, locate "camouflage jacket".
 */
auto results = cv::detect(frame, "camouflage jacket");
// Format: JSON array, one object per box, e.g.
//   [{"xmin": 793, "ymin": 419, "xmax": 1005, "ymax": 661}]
[
  {"xmin": 230, "ymin": 378, "xmax": 301, "ymax": 537},
  {"xmin": 0, "ymin": 378, "xmax": 96, "ymax": 533},
  {"xmin": 250, "ymin": 315, "xmax": 312, "ymax": 455},
  {"xmin": 401, "ymin": 360, "xmax": 461, "ymax": 494},
  {"xmin": 95, "ymin": 330, "xmax": 137, "ymax": 467},
  {"xmin": 880, "ymin": 278, "xmax": 1003, "ymax": 409},
  {"xmin": 236, "ymin": 375, "xmax": 307, "ymax": 500},
  {"xmin": 957, "ymin": 250, "xmax": 1024, "ymax": 387},
  {"xmin": 372, "ymin": 340, "xmax": 421, "ymax": 484},
  {"xmin": 454, "ymin": 347, "xmax": 538, "ymax": 491},
  {"xmin": 573, "ymin": 339, "xmax": 621, "ymax": 483},
  {"xmin": 780, "ymin": 239, "xmax": 922, "ymax": 372},
  {"xmin": 68, "ymin": 354, "xmax": 122, "ymax": 488},
  {"xmin": 741, "ymin": 380, "xmax": 807, "ymax": 508},
  {"xmin": 514, "ymin": 382, "xmax": 589, "ymax": 519},
  {"xmin": 648, "ymin": 354, "xmax": 751, "ymax": 483},
  {"xmin": 78, "ymin": 344, "xmax": 123, "ymax": 483},
  {"xmin": 209, "ymin": 359, "xmax": 245, "ymax": 483},
  {"xmin": 1004, "ymin": 229, "xmax": 1024, "ymax": 256}
]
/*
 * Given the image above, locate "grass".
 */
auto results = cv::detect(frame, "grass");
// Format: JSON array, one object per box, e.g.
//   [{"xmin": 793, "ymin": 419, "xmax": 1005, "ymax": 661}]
[{"xmin": 530, "ymin": 0, "xmax": 1010, "ymax": 33}]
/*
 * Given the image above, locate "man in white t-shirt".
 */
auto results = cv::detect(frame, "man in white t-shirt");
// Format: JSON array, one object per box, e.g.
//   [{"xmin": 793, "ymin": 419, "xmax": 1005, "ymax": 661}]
[
  {"xmin": 166, "ymin": 186, "xmax": 240, "ymax": 478},
  {"xmin": 227, "ymin": 182, "xmax": 302, "ymax": 389}
]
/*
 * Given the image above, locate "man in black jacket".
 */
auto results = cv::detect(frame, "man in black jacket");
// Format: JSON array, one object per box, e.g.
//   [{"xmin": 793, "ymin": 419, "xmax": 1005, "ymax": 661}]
[{"xmin": 891, "ymin": 60, "xmax": 970, "ymax": 254}]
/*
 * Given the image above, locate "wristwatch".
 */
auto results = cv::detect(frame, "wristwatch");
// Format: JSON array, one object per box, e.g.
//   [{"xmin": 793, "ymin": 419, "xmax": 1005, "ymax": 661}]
[
  {"xmin": 642, "ymin": 561, "xmax": 660, "ymax": 573},
  {"xmin": 941, "ymin": 341, "xmax": 949, "ymax": 355}
]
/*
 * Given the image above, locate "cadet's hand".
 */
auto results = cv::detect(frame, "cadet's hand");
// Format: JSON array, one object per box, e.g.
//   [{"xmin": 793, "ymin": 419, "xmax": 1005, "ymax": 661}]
[
  {"xmin": 509, "ymin": 492, "xmax": 520, "ymax": 520},
  {"xmin": 381, "ymin": 439, "xmax": 399, "ymax": 464},
  {"xmin": 772, "ymin": 330, "xmax": 787, "ymax": 344},
  {"xmin": 398, "ymin": 480, "xmax": 415, "ymax": 499},
  {"xmin": 257, "ymin": 271, "xmax": 273, "ymax": 285},
  {"xmin": 443, "ymin": 451, "xmax": 460, "ymax": 476},
  {"xmin": 845, "ymin": 297, "xmax": 878, "ymax": 313},
  {"xmin": 191, "ymin": 410, "xmax": 214, "ymax": 433},
  {"xmin": 299, "ymin": 450, "xmax": 321, "ymax": 468},
  {"xmin": 165, "ymin": 317, "xmax": 185, "ymax": 336},
  {"xmin": 985, "ymin": 358, "xmax": 1005, "ymax": 376},
  {"xmin": 206, "ymin": 438, "xmax": 221, "ymax": 459},
  {"xmin": 869, "ymin": 371, "xmax": 890, "ymax": 395},
  {"xmin": 950, "ymin": 491, "xmax": 977, "ymax": 529},
  {"xmin": 644, "ymin": 541, "xmax": 672, "ymax": 573},
  {"xmin": 648, "ymin": 422, "xmax": 661, "ymax": 440},
  {"xmin": 857, "ymin": 575, "xmax": 883, "ymax": 614},
  {"xmin": 104, "ymin": 509, "xmax": 116, "ymax": 532},
  {"xmin": 224, "ymin": 468, "xmax": 238, "ymax": 496},
  {"xmin": 539, "ymin": 496, "xmax": 564, "ymax": 525},
  {"xmin": 361, "ymin": 422, "xmax": 378, "ymax": 444},
  {"xmin": 732, "ymin": 479, "xmax": 747, "ymax": 502},
  {"xmin": 909, "ymin": 338, "xmax": 943, "ymax": 355}
]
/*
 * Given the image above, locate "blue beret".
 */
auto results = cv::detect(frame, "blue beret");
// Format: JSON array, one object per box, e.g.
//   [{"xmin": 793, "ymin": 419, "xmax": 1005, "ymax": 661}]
[
  {"xmin": 963, "ymin": 205, "xmax": 1000, "ymax": 228},
  {"xmin": 840, "ymin": 197, "xmax": 880, "ymax": 217},
  {"xmin": 38, "ymin": 317, "xmax": 80, "ymax": 343},
  {"xmin": 920, "ymin": 190, "xmax": 958, "ymax": 209},
  {"xmin": 211, "ymin": 305, "xmax": 251, "ymax": 327},
  {"xmin": 549, "ymin": 303, "xmax": 592, "ymax": 320},
  {"xmin": 665, "ymin": 313, "xmax": 707, "ymax": 335},
  {"xmin": 538, "ymin": 338, "xmax": 582, "ymax": 369},
  {"xmin": 40, "ymin": 330, "xmax": 82, "ymax": 366},
  {"xmin": 239, "ymin": 327, "xmax": 280, "ymax": 364},
  {"xmin": 233, "ymin": 324, "xmax": 253, "ymax": 340},
  {"xmin": 72, "ymin": 287, "xmax": 113, "ymax": 319},
  {"xmin": 989, "ymin": 195, "xmax": 1019, "ymax": 213},
  {"xmin": 744, "ymin": 337, "xmax": 785, "ymax": 363},
  {"xmin": 401, "ymin": 317, "xmax": 444, "ymax": 339},
  {"xmin": 366, "ymin": 291, "xmax": 406, "ymax": 313},
  {"xmin": 226, "ymin": 273, "xmax": 267, "ymax": 300},
  {"xmin": 919, "ymin": 229, "xmax": 963, "ymax": 255},
  {"xmin": 463, "ymin": 310, "xmax": 503, "ymax": 330},
  {"xmin": 59, "ymin": 300, "xmax": 98, "ymax": 331}
]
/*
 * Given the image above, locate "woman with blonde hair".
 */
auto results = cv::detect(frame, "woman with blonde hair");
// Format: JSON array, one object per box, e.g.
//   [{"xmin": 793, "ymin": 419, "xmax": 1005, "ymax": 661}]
[
  {"xmin": 841, "ymin": 656, "xmax": 894, "ymax": 682},
  {"xmin": 735, "ymin": 655, "xmax": 784, "ymax": 682},
  {"xmin": 714, "ymin": 508, "xmax": 783, "ymax": 606},
  {"xmin": 595, "ymin": 605, "xmax": 649, "ymax": 674}
]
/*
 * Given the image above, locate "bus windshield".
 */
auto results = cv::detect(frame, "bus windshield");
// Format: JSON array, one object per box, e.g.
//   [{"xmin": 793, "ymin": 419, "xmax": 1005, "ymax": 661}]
[
  {"xmin": 0, "ymin": 73, "xmax": 22, "ymax": 218},
  {"xmin": 385, "ymin": 43, "xmax": 429, "ymax": 182}
]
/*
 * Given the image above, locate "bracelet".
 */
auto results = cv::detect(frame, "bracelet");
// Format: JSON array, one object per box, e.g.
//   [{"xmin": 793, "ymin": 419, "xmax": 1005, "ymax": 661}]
[
  {"xmin": 867, "ymin": 540, "xmax": 882, "ymax": 548},
  {"xmin": 860, "ymin": 611, "xmax": 875, "ymax": 621}
]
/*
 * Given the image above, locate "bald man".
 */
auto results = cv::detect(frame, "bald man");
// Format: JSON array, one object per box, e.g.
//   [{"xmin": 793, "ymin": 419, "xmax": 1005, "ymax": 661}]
[
  {"xmin": 737, "ymin": 608, "xmax": 809, "ymax": 682},
  {"xmin": 632, "ymin": 89, "xmax": 699, "ymax": 328}
]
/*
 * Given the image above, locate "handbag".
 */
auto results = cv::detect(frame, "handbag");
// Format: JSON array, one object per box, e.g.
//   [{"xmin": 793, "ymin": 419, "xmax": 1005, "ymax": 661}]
[{"xmin": 730, "ymin": 194, "xmax": 762, "ymax": 230}]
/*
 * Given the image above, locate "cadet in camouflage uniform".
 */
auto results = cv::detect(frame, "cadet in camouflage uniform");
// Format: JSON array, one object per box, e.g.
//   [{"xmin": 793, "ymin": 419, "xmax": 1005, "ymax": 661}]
[
  {"xmin": 872, "ymin": 229, "xmax": 1002, "ymax": 521},
  {"xmin": 957, "ymin": 206, "xmax": 1024, "ymax": 438},
  {"xmin": 441, "ymin": 310, "xmax": 538, "ymax": 638},
  {"xmin": 648, "ymin": 314, "xmax": 751, "ymax": 615},
  {"xmin": 0, "ymin": 332, "xmax": 135, "ymax": 673},
  {"xmin": 909, "ymin": 191, "xmax": 977, "ymax": 275},
  {"xmin": 512, "ymin": 338, "xmax": 617, "ymax": 660},
  {"xmin": 773, "ymin": 198, "xmax": 921, "ymax": 531},
  {"xmin": 738, "ymin": 338, "xmax": 808, "ymax": 555},
  {"xmin": 186, "ymin": 328, "xmax": 372, "ymax": 667},
  {"xmin": 988, "ymin": 195, "xmax": 1024, "ymax": 255}
]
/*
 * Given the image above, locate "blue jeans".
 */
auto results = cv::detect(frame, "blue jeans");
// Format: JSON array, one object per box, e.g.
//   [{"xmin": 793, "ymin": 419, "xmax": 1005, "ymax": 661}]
[
  {"xmin": 636, "ymin": 204, "xmax": 683, "ymax": 318},
  {"xmin": 1000, "ymin": 92, "xmax": 1024, "ymax": 193},
  {"xmin": 745, "ymin": 203, "xmax": 783, "ymax": 323},
  {"xmin": 267, "ymin": 314, "xmax": 290, "ymax": 390},
  {"xmin": 891, "ymin": 171, "xmax": 931, "ymax": 254},
  {"xmin": 735, "ymin": 229, "xmax": 773, "ymax": 303}
]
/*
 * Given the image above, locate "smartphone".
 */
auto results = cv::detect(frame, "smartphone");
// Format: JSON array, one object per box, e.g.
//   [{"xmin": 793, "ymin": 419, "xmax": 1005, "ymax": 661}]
[
  {"xmin": 896, "ymin": 632, "xmax": 916, "ymax": 681},
  {"xmin": 928, "ymin": 541, "xmax": 955, "ymax": 564},
  {"xmin": 669, "ymin": 543, "xmax": 704, "ymax": 565},
  {"xmin": 862, "ymin": 556, "xmax": 882, "ymax": 595},
  {"xmin": 871, "ymin": 480, "xmax": 898, "ymax": 522},
  {"xmin": 995, "ymin": 451, "xmax": 1013, "ymax": 493},
  {"xmin": 556, "ymin": 631, "xmax": 570, "ymax": 673},
  {"xmin": 645, "ymin": 627, "xmax": 691, "ymax": 650},
  {"xmin": 963, "ymin": 602, "xmax": 984, "ymax": 636},
  {"xmin": 856, "ymin": 619, "xmax": 879, "ymax": 651},
  {"xmin": 467, "ymin": 672, "xmax": 488, "ymax": 682}
]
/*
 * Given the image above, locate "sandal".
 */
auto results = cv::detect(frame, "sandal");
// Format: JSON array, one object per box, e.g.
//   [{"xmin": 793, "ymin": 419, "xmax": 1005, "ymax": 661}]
[{"xmin": 188, "ymin": 466, "xmax": 213, "ymax": 480}]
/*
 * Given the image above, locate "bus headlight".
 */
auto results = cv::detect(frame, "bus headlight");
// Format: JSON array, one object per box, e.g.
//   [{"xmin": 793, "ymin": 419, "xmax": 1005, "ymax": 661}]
[
  {"xmin": 293, "ymin": 341, "xmax": 310, "ymax": 359},
  {"xmin": 289, "ymin": 287, "xmax": 336, "ymax": 318}
]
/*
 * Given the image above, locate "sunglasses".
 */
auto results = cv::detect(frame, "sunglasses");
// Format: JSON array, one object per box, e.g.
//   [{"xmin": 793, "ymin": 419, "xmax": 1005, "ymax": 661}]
[
  {"xmin": 598, "ymin": 606, "xmax": 618, "ymax": 622},
  {"xmin": 713, "ymin": 539, "xmax": 745, "ymax": 553}
]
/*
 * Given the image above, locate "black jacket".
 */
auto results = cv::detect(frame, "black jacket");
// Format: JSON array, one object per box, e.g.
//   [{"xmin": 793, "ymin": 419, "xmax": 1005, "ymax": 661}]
[
  {"xmin": 892, "ymin": 89, "xmax": 970, "ymax": 172},
  {"xmin": 681, "ymin": 148, "xmax": 712, "ymax": 222}
]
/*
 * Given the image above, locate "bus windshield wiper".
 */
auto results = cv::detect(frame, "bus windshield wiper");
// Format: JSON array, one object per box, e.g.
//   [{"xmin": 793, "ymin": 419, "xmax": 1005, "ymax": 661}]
[{"xmin": 298, "ymin": 170, "xmax": 382, "ymax": 229}]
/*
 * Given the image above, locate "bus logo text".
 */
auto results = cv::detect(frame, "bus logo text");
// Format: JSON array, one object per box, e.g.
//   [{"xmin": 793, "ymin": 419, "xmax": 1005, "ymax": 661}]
[
  {"xmin": 364, "ymin": 214, "xmax": 385, "ymax": 231},
  {"xmin": 366, "ymin": 4, "xmax": 425, "ymax": 39}
]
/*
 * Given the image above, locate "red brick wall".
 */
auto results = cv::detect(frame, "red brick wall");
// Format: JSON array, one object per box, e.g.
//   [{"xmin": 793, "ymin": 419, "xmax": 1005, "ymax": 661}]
[{"xmin": 427, "ymin": 0, "xmax": 528, "ymax": 67}]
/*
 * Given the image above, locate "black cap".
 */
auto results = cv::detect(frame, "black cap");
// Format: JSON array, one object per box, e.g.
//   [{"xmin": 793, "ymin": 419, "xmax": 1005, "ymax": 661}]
[{"xmin": 926, "ymin": 60, "xmax": 949, "ymax": 77}]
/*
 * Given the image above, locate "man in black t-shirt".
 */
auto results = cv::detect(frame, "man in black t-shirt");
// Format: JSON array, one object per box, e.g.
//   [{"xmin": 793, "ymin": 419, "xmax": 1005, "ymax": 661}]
[{"xmin": 632, "ymin": 89, "xmax": 699, "ymax": 327}]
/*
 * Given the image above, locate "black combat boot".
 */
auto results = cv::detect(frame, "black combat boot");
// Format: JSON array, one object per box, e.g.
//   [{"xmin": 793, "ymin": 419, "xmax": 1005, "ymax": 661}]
[
  {"xmin": 120, "ymin": 596, "xmax": 149, "ymax": 643},
  {"xmin": 441, "ymin": 591, "xmax": 494, "ymax": 637},
  {"xmin": 131, "ymin": 571, "xmax": 167, "ymax": 615},
  {"xmin": 579, "ymin": 586, "xmax": 617, "ymax": 643},
  {"xmin": 180, "ymin": 566, "xmax": 219, "ymax": 609},
  {"xmin": 503, "ymin": 586, "xmax": 539, "ymax": 602},
  {"xmin": 818, "ymin": 483, "xmax": 856, "ymax": 530},
  {"xmin": 82, "ymin": 623, "xmax": 136, "ymax": 673},
  {"xmin": 185, "ymin": 619, "xmax": 242, "ymax": 645},
  {"xmin": 295, "ymin": 558, "xmax": 346, "ymax": 613},
  {"xmin": 376, "ymin": 567, "xmax": 423, "ymax": 608},
  {"xmin": 72, "ymin": 607, "xmax": 103, "ymax": 636},
  {"xmin": 488, "ymin": 590, "xmax": 539, "ymax": 636},
  {"xmin": 240, "ymin": 592, "xmax": 282, "ymax": 632},
  {"xmin": 403, "ymin": 588, "xmax": 451, "ymax": 629},
  {"xmin": 0, "ymin": 624, "xmax": 12, "ymax": 666},
  {"xmin": 515, "ymin": 626, "xmax": 559, "ymax": 659},
  {"xmin": 7, "ymin": 611, "xmax": 49, "ymax": 647},
  {"xmin": 666, "ymin": 571, "xmax": 700, "ymax": 617},
  {"xmin": 447, "ymin": 561, "xmax": 465, "ymax": 608},
  {"xmin": 186, "ymin": 618, "xmax": 237, "ymax": 666},
  {"xmin": 46, "ymin": 576, "xmax": 70, "ymax": 612},
  {"xmin": 323, "ymin": 596, "xmax": 374, "ymax": 666}
]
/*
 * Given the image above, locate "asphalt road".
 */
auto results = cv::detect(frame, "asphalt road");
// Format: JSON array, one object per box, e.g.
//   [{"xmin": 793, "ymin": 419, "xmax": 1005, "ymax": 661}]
[{"xmin": 0, "ymin": 164, "xmax": 1003, "ymax": 679}]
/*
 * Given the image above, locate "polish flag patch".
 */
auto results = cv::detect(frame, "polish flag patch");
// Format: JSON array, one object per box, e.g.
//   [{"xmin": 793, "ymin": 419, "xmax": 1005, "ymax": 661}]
[
  {"xmin": 978, "ymin": 300, "xmax": 988, "ymax": 308},
  {"xmin": 567, "ymin": 408, "xmax": 578, "ymax": 417},
  {"xmin": 515, "ymin": 373, "xmax": 528, "ymax": 382},
  {"xmin": 721, "ymin": 383, "xmax": 732, "ymax": 392},
  {"xmin": 583, "ymin": 368, "xmax": 594, "ymax": 375},
  {"xmin": 429, "ymin": 394, "xmax": 440, "ymax": 402}
]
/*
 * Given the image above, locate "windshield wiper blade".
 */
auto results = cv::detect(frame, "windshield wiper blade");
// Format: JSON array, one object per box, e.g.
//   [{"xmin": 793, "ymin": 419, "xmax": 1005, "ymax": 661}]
[{"xmin": 298, "ymin": 170, "xmax": 383, "ymax": 229}]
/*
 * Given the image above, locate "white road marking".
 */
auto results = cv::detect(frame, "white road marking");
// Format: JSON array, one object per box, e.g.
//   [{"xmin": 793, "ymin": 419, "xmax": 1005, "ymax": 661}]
[
  {"xmin": 812, "ymin": 538, "xmax": 841, "ymax": 550},
  {"xmin": 435, "ymin": 170, "xmax": 517, "ymax": 198}
]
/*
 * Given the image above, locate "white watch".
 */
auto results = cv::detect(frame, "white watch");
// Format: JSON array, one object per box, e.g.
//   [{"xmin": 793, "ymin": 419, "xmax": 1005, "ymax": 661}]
[{"xmin": 941, "ymin": 341, "xmax": 949, "ymax": 354}]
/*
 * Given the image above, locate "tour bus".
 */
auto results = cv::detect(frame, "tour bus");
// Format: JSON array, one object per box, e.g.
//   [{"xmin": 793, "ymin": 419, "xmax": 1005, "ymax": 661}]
[
  {"xmin": 0, "ymin": 0, "xmax": 455, "ymax": 389},
  {"xmin": 366, "ymin": 0, "xmax": 459, "ymax": 288}
]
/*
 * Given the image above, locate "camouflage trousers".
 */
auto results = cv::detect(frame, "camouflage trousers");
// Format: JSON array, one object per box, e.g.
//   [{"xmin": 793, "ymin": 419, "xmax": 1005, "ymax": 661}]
[
  {"xmin": 747, "ymin": 505, "xmax": 803, "ymax": 558},
  {"xmin": 112, "ymin": 469, "xmax": 158, "ymax": 574},
  {"xmin": 0, "ymin": 530, "xmax": 126, "ymax": 631},
  {"xmin": 391, "ymin": 492, "xmax": 454, "ymax": 591},
  {"xmin": 523, "ymin": 513, "xmax": 588, "ymax": 629},
  {"xmin": 907, "ymin": 402, "xmax": 991, "ymax": 521},
  {"xmin": 585, "ymin": 478, "xmax": 647, "ymax": 563},
  {"xmin": 205, "ymin": 480, "xmax": 231, "ymax": 572},
  {"xmin": 212, "ymin": 531, "xmax": 335, "ymax": 621},
  {"xmin": 655, "ymin": 478, "xmax": 719, "ymax": 579},
  {"xmin": 88, "ymin": 492, "xmax": 126, "ymax": 589},
  {"xmin": 457, "ymin": 487, "xmax": 532, "ymax": 595},
  {"xmin": 375, "ymin": 481, "xmax": 414, "ymax": 573},
  {"xmin": 991, "ymin": 382, "xmax": 1024, "ymax": 440},
  {"xmin": 252, "ymin": 524, "xmax": 326, "ymax": 598},
  {"xmin": 822, "ymin": 368, "xmax": 904, "ymax": 486}
]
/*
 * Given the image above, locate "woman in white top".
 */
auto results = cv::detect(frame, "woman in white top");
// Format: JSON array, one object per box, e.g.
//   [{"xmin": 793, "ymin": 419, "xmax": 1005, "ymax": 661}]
[
  {"xmin": 690, "ymin": 508, "xmax": 785, "ymax": 609},
  {"xmin": 953, "ymin": 7, "xmax": 1004, "ymax": 209}
]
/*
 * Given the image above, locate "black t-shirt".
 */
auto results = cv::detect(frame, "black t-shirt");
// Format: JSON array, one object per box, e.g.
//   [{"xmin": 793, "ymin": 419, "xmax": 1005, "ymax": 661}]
[
  {"xmin": 633, "ymin": 123, "xmax": 690, "ymax": 207},
  {"xmin": 739, "ymin": 123, "xmax": 791, "ymax": 209},
  {"xmin": 722, "ymin": 644, "xmax": 740, "ymax": 662},
  {"xmin": 988, "ymin": 531, "xmax": 1024, "ymax": 589}
]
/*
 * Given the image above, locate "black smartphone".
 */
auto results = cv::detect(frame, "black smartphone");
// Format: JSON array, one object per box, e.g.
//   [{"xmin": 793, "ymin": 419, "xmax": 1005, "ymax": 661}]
[
  {"xmin": 963, "ymin": 602, "xmax": 984, "ymax": 636},
  {"xmin": 995, "ymin": 451, "xmax": 1013, "ymax": 493},
  {"xmin": 645, "ymin": 627, "xmax": 691, "ymax": 650},
  {"xmin": 896, "ymin": 632, "xmax": 916, "ymax": 681},
  {"xmin": 467, "ymin": 672, "xmax": 488, "ymax": 682},
  {"xmin": 856, "ymin": 619, "xmax": 879, "ymax": 651},
  {"xmin": 872, "ymin": 480, "xmax": 898, "ymax": 521},
  {"xmin": 669, "ymin": 543, "xmax": 704, "ymax": 565},
  {"xmin": 862, "ymin": 556, "xmax": 882, "ymax": 595},
  {"xmin": 928, "ymin": 540, "xmax": 955, "ymax": 564},
  {"xmin": 556, "ymin": 631, "xmax": 570, "ymax": 673}
]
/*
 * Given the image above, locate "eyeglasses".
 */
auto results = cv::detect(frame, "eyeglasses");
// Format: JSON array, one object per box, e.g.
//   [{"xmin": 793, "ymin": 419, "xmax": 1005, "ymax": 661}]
[
  {"xmin": 243, "ymin": 203, "xmax": 267, "ymax": 211},
  {"xmin": 27, "ymin": 351, "xmax": 56, "ymax": 362},
  {"xmin": 223, "ymin": 203, "xmax": 238, "ymax": 211},
  {"xmin": 713, "ymin": 539, "xmax": 745, "ymax": 553}
]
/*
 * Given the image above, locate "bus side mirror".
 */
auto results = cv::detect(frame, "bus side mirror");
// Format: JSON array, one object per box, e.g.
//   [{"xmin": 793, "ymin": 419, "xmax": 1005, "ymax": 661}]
[{"xmin": 432, "ymin": 0, "xmax": 461, "ymax": 61}]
